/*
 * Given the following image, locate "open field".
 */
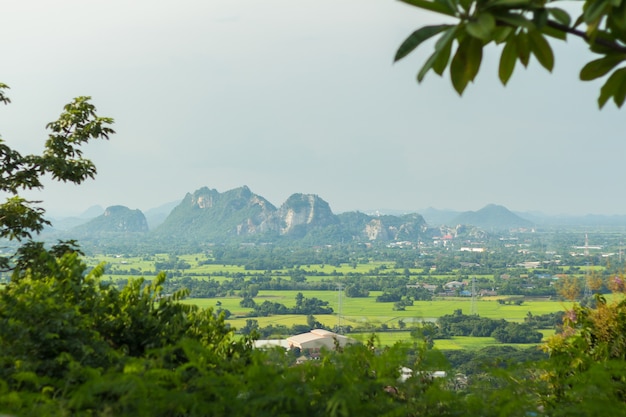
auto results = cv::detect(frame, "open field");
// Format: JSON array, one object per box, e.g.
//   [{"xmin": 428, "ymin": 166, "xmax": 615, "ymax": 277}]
[
  {"xmin": 82, "ymin": 255, "xmax": 502, "ymax": 283},
  {"xmin": 199, "ymin": 289, "xmax": 567, "ymax": 321},
  {"xmin": 181, "ymin": 289, "xmax": 567, "ymax": 348},
  {"xmin": 87, "ymin": 255, "xmax": 569, "ymax": 348}
]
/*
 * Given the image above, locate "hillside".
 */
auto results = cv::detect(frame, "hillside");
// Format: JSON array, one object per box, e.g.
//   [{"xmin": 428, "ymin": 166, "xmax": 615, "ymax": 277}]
[
  {"xmin": 72, "ymin": 205, "xmax": 149, "ymax": 234},
  {"xmin": 153, "ymin": 186, "xmax": 278, "ymax": 242},
  {"xmin": 451, "ymin": 204, "xmax": 533, "ymax": 230},
  {"xmin": 51, "ymin": 188, "xmax": 565, "ymax": 246}
]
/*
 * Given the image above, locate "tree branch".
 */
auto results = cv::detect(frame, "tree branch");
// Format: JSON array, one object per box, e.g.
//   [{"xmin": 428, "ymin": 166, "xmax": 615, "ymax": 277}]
[{"xmin": 547, "ymin": 20, "xmax": 626, "ymax": 54}]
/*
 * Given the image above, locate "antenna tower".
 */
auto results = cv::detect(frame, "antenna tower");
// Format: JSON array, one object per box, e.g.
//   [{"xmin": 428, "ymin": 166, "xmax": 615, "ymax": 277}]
[
  {"xmin": 583, "ymin": 233, "xmax": 591, "ymax": 299},
  {"xmin": 337, "ymin": 284, "xmax": 343, "ymax": 334},
  {"xmin": 470, "ymin": 277, "xmax": 477, "ymax": 315}
]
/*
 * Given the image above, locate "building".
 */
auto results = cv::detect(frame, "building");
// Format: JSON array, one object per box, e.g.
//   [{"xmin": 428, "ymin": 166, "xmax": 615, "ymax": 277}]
[
  {"xmin": 286, "ymin": 329, "xmax": 353, "ymax": 355},
  {"xmin": 254, "ymin": 329, "xmax": 355, "ymax": 359}
]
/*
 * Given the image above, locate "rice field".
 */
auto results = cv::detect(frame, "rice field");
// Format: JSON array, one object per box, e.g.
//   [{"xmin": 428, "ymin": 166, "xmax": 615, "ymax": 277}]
[{"xmin": 87, "ymin": 254, "xmax": 568, "ymax": 348}]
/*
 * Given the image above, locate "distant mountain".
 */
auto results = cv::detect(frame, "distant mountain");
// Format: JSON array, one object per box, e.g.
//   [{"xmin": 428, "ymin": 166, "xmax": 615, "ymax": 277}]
[
  {"xmin": 337, "ymin": 212, "xmax": 427, "ymax": 241},
  {"xmin": 73, "ymin": 205, "xmax": 149, "ymax": 234},
  {"xmin": 150, "ymin": 186, "xmax": 430, "ymax": 244},
  {"xmin": 80, "ymin": 205, "xmax": 105, "ymax": 218},
  {"xmin": 419, "ymin": 207, "xmax": 461, "ymax": 226},
  {"xmin": 48, "ymin": 205, "xmax": 104, "ymax": 231},
  {"xmin": 515, "ymin": 211, "xmax": 626, "ymax": 227},
  {"xmin": 451, "ymin": 204, "xmax": 533, "ymax": 230},
  {"xmin": 144, "ymin": 200, "xmax": 181, "ymax": 229},
  {"xmin": 54, "ymin": 187, "xmax": 579, "ymax": 245}
]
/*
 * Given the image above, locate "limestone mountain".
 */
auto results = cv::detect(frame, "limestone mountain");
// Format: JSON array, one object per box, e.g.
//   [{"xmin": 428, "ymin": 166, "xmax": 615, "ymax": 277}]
[
  {"xmin": 64, "ymin": 186, "xmax": 438, "ymax": 246},
  {"xmin": 278, "ymin": 193, "xmax": 339, "ymax": 237},
  {"xmin": 154, "ymin": 186, "xmax": 278, "ymax": 242},
  {"xmin": 337, "ymin": 211, "xmax": 427, "ymax": 241},
  {"xmin": 451, "ymin": 204, "xmax": 533, "ymax": 230},
  {"xmin": 72, "ymin": 206, "xmax": 149, "ymax": 234},
  {"xmin": 153, "ymin": 186, "xmax": 431, "ymax": 244}
]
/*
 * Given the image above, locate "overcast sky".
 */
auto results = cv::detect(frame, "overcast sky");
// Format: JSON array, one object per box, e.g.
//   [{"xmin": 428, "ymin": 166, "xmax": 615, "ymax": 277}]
[{"xmin": 2, "ymin": 0, "xmax": 625, "ymax": 217}]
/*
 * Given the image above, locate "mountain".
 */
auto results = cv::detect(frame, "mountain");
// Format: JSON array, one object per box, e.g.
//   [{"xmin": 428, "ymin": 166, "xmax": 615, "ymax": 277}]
[
  {"xmin": 72, "ymin": 205, "xmax": 149, "ymax": 234},
  {"xmin": 451, "ymin": 204, "xmax": 533, "ymax": 230},
  {"xmin": 154, "ymin": 186, "xmax": 278, "ymax": 242},
  {"xmin": 80, "ymin": 205, "xmax": 105, "ymax": 218},
  {"xmin": 337, "ymin": 211, "xmax": 427, "ymax": 241},
  {"xmin": 47, "ymin": 205, "xmax": 104, "ymax": 231},
  {"xmin": 278, "ymin": 193, "xmax": 339, "ymax": 237},
  {"xmin": 151, "ymin": 186, "xmax": 430, "ymax": 244},
  {"xmin": 144, "ymin": 200, "xmax": 182, "ymax": 229},
  {"xmin": 419, "ymin": 207, "xmax": 461, "ymax": 226},
  {"xmin": 515, "ymin": 211, "xmax": 626, "ymax": 228}
]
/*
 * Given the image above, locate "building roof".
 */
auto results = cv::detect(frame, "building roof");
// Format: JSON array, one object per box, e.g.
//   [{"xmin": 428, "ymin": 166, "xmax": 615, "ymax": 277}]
[{"xmin": 286, "ymin": 329, "xmax": 353, "ymax": 350}]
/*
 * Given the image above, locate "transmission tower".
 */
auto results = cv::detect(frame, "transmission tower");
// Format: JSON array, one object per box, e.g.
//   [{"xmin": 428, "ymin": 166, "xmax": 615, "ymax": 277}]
[
  {"xmin": 470, "ymin": 277, "xmax": 477, "ymax": 315},
  {"xmin": 337, "ymin": 284, "xmax": 343, "ymax": 334}
]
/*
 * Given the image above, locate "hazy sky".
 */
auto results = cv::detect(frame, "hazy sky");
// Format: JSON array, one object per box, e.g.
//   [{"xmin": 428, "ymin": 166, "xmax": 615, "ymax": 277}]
[{"xmin": 2, "ymin": 0, "xmax": 625, "ymax": 217}]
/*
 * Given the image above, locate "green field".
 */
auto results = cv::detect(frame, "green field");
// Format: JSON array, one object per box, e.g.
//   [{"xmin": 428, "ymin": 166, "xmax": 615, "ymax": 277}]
[
  {"xmin": 88, "ymin": 254, "xmax": 568, "ymax": 349},
  {"xmin": 181, "ymin": 289, "xmax": 566, "ymax": 349}
]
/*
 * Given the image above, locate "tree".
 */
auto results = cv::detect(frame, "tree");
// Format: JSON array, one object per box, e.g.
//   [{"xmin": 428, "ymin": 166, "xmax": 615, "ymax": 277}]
[
  {"xmin": 395, "ymin": 0, "xmax": 626, "ymax": 108},
  {"xmin": 0, "ymin": 86, "xmax": 252, "ymax": 415},
  {"xmin": 0, "ymin": 83, "xmax": 114, "ymax": 270}
]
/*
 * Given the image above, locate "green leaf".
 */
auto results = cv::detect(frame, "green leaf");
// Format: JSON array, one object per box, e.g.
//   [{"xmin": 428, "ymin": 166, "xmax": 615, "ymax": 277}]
[
  {"xmin": 466, "ymin": 12, "xmax": 496, "ymax": 40},
  {"xmin": 433, "ymin": 28, "xmax": 457, "ymax": 74},
  {"xmin": 395, "ymin": 25, "xmax": 454, "ymax": 62},
  {"xmin": 614, "ymin": 70, "xmax": 626, "ymax": 106},
  {"xmin": 417, "ymin": 27, "xmax": 457, "ymax": 81},
  {"xmin": 486, "ymin": 0, "xmax": 530, "ymax": 8},
  {"xmin": 516, "ymin": 31, "xmax": 530, "ymax": 67},
  {"xmin": 493, "ymin": 26, "xmax": 514, "ymax": 43},
  {"xmin": 433, "ymin": 39, "xmax": 454, "ymax": 75},
  {"xmin": 398, "ymin": 0, "xmax": 457, "ymax": 16},
  {"xmin": 533, "ymin": 9, "xmax": 549, "ymax": 28},
  {"xmin": 496, "ymin": 13, "xmax": 536, "ymax": 30},
  {"xmin": 609, "ymin": 0, "xmax": 626, "ymax": 31},
  {"xmin": 418, "ymin": 51, "xmax": 441, "ymax": 82},
  {"xmin": 450, "ymin": 36, "xmax": 483, "ymax": 94},
  {"xmin": 584, "ymin": 0, "xmax": 609, "ymax": 24},
  {"xmin": 541, "ymin": 25, "xmax": 567, "ymax": 40},
  {"xmin": 598, "ymin": 67, "xmax": 626, "ymax": 107},
  {"xmin": 547, "ymin": 7, "xmax": 572, "ymax": 26},
  {"xmin": 528, "ymin": 30, "xmax": 554, "ymax": 71},
  {"xmin": 580, "ymin": 55, "xmax": 626, "ymax": 80},
  {"xmin": 499, "ymin": 39, "xmax": 518, "ymax": 85},
  {"xmin": 573, "ymin": 13, "xmax": 585, "ymax": 29}
]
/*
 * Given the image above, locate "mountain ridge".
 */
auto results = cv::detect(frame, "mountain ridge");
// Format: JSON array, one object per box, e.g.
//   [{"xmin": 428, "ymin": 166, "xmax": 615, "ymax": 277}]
[{"xmin": 46, "ymin": 186, "xmax": 626, "ymax": 245}]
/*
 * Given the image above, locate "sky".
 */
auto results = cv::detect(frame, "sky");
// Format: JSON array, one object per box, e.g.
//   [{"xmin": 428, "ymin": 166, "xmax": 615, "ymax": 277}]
[{"xmin": 2, "ymin": 0, "xmax": 626, "ymax": 217}]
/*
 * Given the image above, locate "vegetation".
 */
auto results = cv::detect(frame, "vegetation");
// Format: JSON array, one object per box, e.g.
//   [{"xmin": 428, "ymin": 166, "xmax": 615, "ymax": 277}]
[
  {"xmin": 2, "ymin": 84, "xmax": 626, "ymax": 415},
  {"xmin": 395, "ymin": 0, "xmax": 626, "ymax": 108}
]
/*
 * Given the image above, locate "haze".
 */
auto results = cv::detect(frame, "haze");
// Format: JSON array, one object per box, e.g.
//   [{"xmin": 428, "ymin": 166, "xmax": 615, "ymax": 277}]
[{"xmin": 2, "ymin": 0, "xmax": 625, "ymax": 217}]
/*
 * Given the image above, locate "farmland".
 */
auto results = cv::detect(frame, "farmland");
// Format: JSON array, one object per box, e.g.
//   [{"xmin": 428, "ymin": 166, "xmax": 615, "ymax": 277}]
[{"xmin": 74, "ymin": 249, "xmax": 585, "ymax": 349}]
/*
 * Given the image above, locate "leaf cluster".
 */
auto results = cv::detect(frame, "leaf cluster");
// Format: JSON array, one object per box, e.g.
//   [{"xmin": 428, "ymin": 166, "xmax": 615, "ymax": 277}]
[
  {"xmin": 0, "ymin": 85, "xmax": 114, "ymax": 259},
  {"xmin": 396, "ymin": 0, "xmax": 626, "ymax": 107}
]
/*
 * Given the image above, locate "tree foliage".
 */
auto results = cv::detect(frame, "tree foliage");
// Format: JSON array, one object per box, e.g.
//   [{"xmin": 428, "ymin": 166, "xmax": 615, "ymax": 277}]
[
  {"xmin": 395, "ymin": 0, "xmax": 626, "ymax": 107},
  {"xmin": 0, "ymin": 83, "xmax": 114, "ymax": 270}
]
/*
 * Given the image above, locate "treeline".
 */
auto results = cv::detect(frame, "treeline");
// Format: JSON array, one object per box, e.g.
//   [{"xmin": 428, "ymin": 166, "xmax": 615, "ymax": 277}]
[
  {"xmin": 432, "ymin": 310, "xmax": 548, "ymax": 343},
  {"xmin": 149, "ymin": 273, "xmax": 434, "ymax": 300},
  {"xmin": 241, "ymin": 292, "xmax": 333, "ymax": 317}
]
